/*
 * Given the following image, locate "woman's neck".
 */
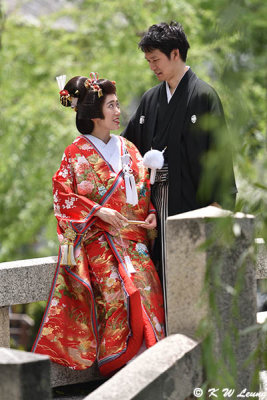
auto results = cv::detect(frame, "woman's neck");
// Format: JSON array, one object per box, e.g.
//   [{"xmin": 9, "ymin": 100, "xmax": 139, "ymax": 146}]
[{"xmin": 90, "ymin": 128, "xmax": 111, "ymax": 144}]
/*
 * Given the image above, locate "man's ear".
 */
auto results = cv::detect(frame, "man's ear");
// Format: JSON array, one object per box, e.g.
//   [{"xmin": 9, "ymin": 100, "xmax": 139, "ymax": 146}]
[{"xmin": 171, "ymin": 49, "xmax": 180, "ymax": 60}]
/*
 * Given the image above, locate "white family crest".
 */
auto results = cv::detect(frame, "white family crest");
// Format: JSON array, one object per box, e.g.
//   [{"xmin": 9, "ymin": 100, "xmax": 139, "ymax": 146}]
[
  {"xmin": 191, "ymin": 114, "xmax": 197, "ymax": 124},
  {"xmin": 139, "ymin": 115, "xmax": 145, "ymax": 124}
]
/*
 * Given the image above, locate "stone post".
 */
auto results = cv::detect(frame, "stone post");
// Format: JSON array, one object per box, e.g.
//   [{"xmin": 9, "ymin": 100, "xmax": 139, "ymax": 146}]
[
  {"xmin": 0, "ymin": 347, "xmax": 52, "ymax": 400},
  {"xmin": 166, "ymin": 206, "xmax": 258, "ymax": 391},
  {"xmin": 0, "ymin": 306, "xmax": 10, "ymax": 347}
]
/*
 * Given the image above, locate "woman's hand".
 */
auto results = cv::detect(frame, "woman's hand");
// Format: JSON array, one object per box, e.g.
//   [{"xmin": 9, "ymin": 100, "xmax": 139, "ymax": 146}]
[
  {"xmin": 141, "ymin": 213, "xmax": 157, "ymax": 229},
  {"xmin": 95, "ymin": 207, "xmax": 128, "ymax": 230}
]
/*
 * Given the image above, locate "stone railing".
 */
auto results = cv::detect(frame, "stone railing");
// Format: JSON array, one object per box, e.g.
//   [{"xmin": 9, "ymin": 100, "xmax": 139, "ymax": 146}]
[
  {"xmin": 0, "ymin": 255, "xmax": 102, "ymax": 388},
  {"xmin": 0, "ymin": 206, "xmax": 266, "ymax": 398}
]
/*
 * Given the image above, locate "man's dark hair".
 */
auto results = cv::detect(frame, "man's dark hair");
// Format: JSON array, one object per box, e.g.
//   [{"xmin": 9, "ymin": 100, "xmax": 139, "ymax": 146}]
[{"xmin": 138, "ymin": 21, "xmax": 190, "ymax": 62}]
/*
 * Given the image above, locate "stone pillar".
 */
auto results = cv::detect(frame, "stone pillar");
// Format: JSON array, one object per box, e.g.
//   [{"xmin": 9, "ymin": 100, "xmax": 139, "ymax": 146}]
[
  {"xmin": 0, "ymin": 306, "xmax": 10, "ymax": 347},
  {"xmin": 166, "ymin": 206, "xmax": 258, "ymax": 391},
  {"xmin": 0, "ymin": 347, "xmax": 52, "ymax": 399}
]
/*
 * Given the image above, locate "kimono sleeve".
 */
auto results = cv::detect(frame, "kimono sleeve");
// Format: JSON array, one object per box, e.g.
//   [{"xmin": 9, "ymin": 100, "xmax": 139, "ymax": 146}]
[
  {"xmin": 52, "ymin": 145, "xmax": 102, "ymax": 232},
  {"xmin": 149, "ymin": 201, "xmax": 156, "ymax": 214},
  {"xmin": 206, "ymin": 89, "xmax": 237, "ymax": 208}
]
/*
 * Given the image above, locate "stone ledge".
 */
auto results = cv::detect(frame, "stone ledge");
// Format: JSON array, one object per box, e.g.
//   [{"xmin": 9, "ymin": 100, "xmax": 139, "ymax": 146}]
[
  {"xmin": 51, "ymin": 361, "xmax": 102, "ymax": 388},
  {"xmin": 168, "ymin": 205, "xmax": 254, "ymax": 220},
  {"xmin": 0, "ymin": 347, "xmax": 52, "ymax": 399},
  {"xmin": 0, "ymin": 236, "xmax": 265, "ymax": 307},
  {"xmin": 84, "ymin": 334, "xmax": 203, "ymax": 400},
  {"xmin": 0, "ymin": 256, "xmax": 57, "ymax": 306}
]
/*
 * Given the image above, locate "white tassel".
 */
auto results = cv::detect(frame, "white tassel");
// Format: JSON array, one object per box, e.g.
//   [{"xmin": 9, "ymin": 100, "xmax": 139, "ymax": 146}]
[
  {"xmin": 129, "ymin": 175, "xmax": 138, "ymax": 205},
  {"xmin": 68, "ymin": 244, "xmax": 76, "ymax": 265},
  {"xmin": 124, "ymin": 171, "xmax": 138, "ymax": 206},
  {"xmin": 143, "ymin": 149, "xmax": 165, "ymax": 185},
  {"xmin": 60, "ymin": 244, "xmax": 68, "ymax": 265},
  {"xmin": 121, "ymin": 155, "xmax": 138, "ymax": 206},
  {"xmin": 124, "ymin": 255, "xmax": 136, "ymax": 275},
  {"xmin": 60, "ymin": 243, "xmax": 76, "ymax": 266},
  {"xmin": 150, "ymin": 169, "xmax": 157, "ymax": 185},
  {"xmin": 124, "ymin": 174, "xmax": 131, "ymax": 203},
  {"xmin": 56, "ymin": 75, "xmax": 66, "ymax": 91}
]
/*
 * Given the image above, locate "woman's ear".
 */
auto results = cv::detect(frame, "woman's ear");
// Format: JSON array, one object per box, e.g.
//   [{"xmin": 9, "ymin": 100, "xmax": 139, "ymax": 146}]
[{"xmin": 91, "ymin": 118, "xmax": 99, "ymax": 124}]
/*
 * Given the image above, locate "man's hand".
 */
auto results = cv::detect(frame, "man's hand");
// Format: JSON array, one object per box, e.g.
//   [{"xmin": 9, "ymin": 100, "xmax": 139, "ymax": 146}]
[{"xmin": 95, "ymin": 207, "xmax": 128, "ymax": 229}]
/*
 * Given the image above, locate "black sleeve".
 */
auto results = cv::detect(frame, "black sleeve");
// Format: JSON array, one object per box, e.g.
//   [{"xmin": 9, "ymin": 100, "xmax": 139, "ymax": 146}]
[{"xmin": 207, "ymin": 89, "xmax": 237, "ymax": 209}]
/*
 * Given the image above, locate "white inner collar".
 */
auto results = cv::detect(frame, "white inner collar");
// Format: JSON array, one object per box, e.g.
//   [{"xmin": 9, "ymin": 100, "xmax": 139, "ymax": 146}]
[
  {"xmin": 84, "ymin": 134, "xmax": 122, "ymax": 173},
  {"xmin": 166, "ymin": 66, "xmax": 190, "ymax": 103}
]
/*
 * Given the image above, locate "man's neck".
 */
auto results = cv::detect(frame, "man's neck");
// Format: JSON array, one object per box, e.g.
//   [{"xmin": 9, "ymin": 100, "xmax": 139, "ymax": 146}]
[{"xmin": 167, "ymin": 64, "xmax": 188, "ymax": 94}]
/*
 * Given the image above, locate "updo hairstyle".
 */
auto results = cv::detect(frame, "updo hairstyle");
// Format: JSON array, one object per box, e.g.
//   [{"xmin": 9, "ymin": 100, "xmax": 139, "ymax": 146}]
[{"xmin": 62, "ymin": 76, "xmax": 116, "ymax": 135}]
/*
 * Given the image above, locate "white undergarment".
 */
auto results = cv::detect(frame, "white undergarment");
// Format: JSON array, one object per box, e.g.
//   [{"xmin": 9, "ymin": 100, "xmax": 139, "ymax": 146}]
[{"xmin": 85, "ymin": 134, "xmax": 122, "ymax": 173}]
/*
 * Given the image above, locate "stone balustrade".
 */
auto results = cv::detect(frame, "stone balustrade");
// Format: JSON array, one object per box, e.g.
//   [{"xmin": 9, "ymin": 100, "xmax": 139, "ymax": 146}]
[
  {"xmin": 0, "ymin": 256, "xmax": 101, "ymax": 387},
  {"xmin": 0, "ymin": 347, "xmax": 52, "ymax": 400},
  {"xmin": 166, "ymin": 207, "xmax": 259, "ymax": 391},
  {"xmin": 85, "ymin": 334, "xmax": 202, "ymax": 400},
  {"xmin": 0, "ymin": 206, "xmax": 266, "ymax": 396}
]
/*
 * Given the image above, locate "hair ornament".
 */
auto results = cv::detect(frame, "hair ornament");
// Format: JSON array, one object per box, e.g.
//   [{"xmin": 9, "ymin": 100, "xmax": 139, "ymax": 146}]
[
  {"xmin": 56, "ymin": 74, "xmax": 79, "ymax": 109},
  {"xmin": 90, "ymin": 72, "xmax": 99, "ymax": 81},
  {"xmin": 59, "ymin": 89, "xmax": 71, "ymax": 107},
  {"xmin": 56, "ymin": 75, "xmax": 71, "ymax": 107},
  {"xmin": 56, "ymin": 75, "xmax": 66, "ymax": 91},
  {"xmin": 84, "ymin": 72, "xmax": 103, "ymax": 98}
]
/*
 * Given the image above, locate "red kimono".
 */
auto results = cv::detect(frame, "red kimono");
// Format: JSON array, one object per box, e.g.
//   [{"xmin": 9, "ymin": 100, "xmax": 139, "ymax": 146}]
[{"xmin": 32, "ymin": 135, "xmax": 165, "ymax": 376}]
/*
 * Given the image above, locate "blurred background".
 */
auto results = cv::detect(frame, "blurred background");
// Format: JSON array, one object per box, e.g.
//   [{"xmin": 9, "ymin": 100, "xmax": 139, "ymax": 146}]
[{"xmin": 0, "ymin": 0, "xmax": 266, "ymax": 350}]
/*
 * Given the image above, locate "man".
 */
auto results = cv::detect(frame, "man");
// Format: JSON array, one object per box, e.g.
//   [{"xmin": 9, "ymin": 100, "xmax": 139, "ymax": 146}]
[{"xmin": 122, "ymin": 22, "xmax": 237, "ymax": 318}]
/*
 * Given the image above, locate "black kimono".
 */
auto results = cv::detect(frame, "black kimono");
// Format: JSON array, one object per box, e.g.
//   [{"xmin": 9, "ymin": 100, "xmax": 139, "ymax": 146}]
[{"xmin": 122, "ymin": 68, "xmax": 237, "ymax": 216}]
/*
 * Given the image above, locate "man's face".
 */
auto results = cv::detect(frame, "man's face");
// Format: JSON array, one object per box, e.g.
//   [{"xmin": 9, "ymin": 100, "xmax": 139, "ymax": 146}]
[{"xmin": 144, "ymin": 49, "xmax": 178, "ymax": 82}]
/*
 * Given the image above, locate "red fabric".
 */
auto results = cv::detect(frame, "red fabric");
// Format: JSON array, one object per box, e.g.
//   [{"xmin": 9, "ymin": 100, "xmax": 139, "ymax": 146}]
[{"xmin": 32, "ymin": 135, "xmax": 165, "ymax": 375}]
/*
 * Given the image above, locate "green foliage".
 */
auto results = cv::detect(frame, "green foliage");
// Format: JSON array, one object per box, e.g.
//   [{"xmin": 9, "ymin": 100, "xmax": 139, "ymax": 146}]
[
  {"xmin": 1, "ymin": 0, "xmax": 265, "ymax": 262},
  {"xmin": 0, "ymin": 0, "xmax": 266, "ymax": 392},
  {"xmin": 0, "ymin": 0, "xmax": 200, "ymax": 261}
]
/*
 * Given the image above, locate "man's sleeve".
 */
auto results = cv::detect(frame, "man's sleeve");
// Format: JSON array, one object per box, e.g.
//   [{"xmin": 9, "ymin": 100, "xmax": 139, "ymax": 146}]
[{"xmin": 207, "ymin": 89, "xmax": 237, "ymax": 209}]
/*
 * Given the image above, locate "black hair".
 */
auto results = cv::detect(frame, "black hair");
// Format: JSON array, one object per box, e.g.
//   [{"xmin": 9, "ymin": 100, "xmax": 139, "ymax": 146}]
[
  {"xmin": 138, "ymin": 21, "xmax": 190, "ymax": 62},
  {"xmin": 62, "ymin": 76, "xmax": 116, "ymax": 134}
]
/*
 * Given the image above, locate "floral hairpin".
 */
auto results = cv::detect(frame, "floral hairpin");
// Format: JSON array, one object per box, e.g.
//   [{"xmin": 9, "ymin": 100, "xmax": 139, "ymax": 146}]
[
  {"xmin": 56, "ymin": 75, "xmax": 70, "ymax": 106},
  {"xmin": 84, "ymin": 72, "xmax": 103, "ymax": 98},
  {"xmin": 59, "ymin": 89, "xmax": 70, "ymax": 106},
  {"xmin": 56, "ymin": 75, "xmax": 78, "ymax": 109}
]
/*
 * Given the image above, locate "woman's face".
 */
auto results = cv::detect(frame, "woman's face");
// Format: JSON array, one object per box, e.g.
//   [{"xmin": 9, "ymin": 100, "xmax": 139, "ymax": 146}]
[{"xmin": 99, "ymin": 93, "xmax": 120, "ymax": 131}]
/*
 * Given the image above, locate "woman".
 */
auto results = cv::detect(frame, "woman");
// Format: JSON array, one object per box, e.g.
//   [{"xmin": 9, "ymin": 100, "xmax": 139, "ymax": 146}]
[{"xmin": 32, "ymin": 73, "xmax": 165, "ymax": 376}]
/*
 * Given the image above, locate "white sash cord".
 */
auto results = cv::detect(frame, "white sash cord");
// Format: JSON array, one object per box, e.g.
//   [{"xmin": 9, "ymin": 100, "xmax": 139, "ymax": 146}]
[{"xmin": 123, "ymin": 164, "xmax": 138, "ymax": 206}]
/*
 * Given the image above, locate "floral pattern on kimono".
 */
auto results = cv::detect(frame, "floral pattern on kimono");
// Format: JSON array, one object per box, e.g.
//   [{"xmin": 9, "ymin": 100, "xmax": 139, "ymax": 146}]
[{"xmin": 32, "ymin": 135, "xmax": 165, "ymax": 376}]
